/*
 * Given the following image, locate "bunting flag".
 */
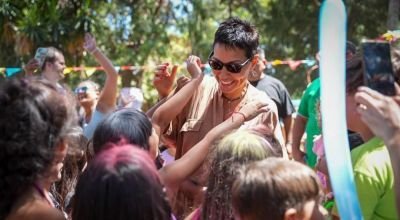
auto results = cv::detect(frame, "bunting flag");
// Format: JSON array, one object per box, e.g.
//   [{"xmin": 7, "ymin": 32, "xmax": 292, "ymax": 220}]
[
  {"xmin": 64, "ymin": 67, "xmax": 74, "ymax": 74},
  {"xmin": 378, "ymin": 30, "xmax": 400, "ymax": 42},
  {"xmin": 85, "ymin": 67, "xmax": 97, "ymax": 77},
  {"xmin": 6, "ymin": 68, "xmax": 22, "ymax": 77},
  {"xmin": 267, "ymin": 59, "xmax": 316, "ymax": 70}
]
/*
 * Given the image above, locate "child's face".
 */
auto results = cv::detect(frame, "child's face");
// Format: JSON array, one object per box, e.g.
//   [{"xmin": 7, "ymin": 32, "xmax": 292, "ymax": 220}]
[{"xmin": 300, "ymin": 199, "xmax": 327, "ymax": 220}]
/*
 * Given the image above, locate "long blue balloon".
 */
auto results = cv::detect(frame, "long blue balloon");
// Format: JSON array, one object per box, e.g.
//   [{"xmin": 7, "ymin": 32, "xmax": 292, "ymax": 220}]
[{"xmin": 319, "ymin": 0, "xmax": 362, "ymax": 219}]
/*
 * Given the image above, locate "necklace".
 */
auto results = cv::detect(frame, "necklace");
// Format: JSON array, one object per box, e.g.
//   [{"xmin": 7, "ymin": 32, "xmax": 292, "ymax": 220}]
[{"xmin": 223, "ymin": 83, "xmax": 249, "ymax": 117}]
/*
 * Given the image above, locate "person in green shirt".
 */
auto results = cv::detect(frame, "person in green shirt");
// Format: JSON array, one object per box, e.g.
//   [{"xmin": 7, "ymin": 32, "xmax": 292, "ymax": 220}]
[
  {"xmin": 292, "ymin": 77, "xmax": 321, "ymax": 167},
  {"xmin": 332, "ymin": 55, "xmax": 397, "ymax": 219},
  {"xmin": 292, "ymin": 41, "xmax": 358, "ymax": 168}
]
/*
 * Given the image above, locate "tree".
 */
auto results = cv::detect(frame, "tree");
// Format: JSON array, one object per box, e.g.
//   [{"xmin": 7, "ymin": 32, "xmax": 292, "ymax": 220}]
[
  {"xmin": 387, "ymin": 0, "xmax": 399, "ymax": 30},
  {"xmin": 0, "ymin": 0, "xmax": 392, "ymax": 103}
]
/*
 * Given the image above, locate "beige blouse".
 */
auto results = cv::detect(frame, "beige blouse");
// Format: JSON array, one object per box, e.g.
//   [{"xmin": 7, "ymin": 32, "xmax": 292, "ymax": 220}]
[{"xmin": 164, "ymin": 75, "xmax": 285, "ymax": 160}]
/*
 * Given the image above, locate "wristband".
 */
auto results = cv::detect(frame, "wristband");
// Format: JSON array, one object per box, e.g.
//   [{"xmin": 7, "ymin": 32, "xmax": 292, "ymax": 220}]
[{"xmin": 232, "ymin": 111, "xmax": 246, "ymax": 122}]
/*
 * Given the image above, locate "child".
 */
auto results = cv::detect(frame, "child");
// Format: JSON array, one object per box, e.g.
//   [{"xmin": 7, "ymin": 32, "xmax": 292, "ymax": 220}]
[{"xmin": 232, "ymin": 158, "xmax": 327, "ymax": 220}]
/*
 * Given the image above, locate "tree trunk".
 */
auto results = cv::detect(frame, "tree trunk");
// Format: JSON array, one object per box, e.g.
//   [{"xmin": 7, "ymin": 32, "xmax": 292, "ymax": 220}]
[{"xmin": 388, "ymin": 0, "xmax": 400, "ymax": 30}]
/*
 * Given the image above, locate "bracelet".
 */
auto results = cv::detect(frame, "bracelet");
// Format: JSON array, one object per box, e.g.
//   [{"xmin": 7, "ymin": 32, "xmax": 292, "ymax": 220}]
[{"xmin": 232, "ymin": 111, "xmax": 247, "ymax": 122}]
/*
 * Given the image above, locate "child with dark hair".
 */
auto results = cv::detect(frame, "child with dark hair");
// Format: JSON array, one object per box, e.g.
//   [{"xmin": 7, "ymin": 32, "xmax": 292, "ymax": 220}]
[
  {"xmin": 72, "ymin": 145, "xmax": 172, "ymax": 220},
  {"xmin": 232, "ymin": 158, "xmax": 327, "ymax": 220},
  {"xmin": 0, "ymin": 78, "xmax": 78, "ymax": 220}
]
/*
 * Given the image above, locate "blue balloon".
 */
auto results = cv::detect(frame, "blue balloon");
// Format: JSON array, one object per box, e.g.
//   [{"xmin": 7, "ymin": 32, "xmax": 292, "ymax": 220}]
[{"xmin": 319, "ymin": 0, "xmax": 363, "ymax": 219}]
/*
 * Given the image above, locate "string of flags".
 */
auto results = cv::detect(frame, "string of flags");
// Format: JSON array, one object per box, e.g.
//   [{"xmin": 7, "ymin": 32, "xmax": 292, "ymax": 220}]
[
  {"xmin": 0, "ymin": 59, "xmax": 317, "ymax": 78},
  {"xmin": 2, "ymin": 30, "xmax": 398, "ymax": 78},
  {"xmin": 0, "ymin": 66, "xmax": 144, "ymax": 78}
]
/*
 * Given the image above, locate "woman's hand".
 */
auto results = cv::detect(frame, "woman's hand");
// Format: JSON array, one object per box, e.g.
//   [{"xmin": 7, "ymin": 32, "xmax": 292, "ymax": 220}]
[
  {"xmin": 186, "ymin": 55, "xmax": 202, "ymax": 79},
  {"xmin": 153, "ymin": 63, "xmax": 178, "ymax": 99},
  {"xmin": 24, "ymin": 58, "xmax": 40, "ymax": 75},
  {"xmin": 239, "ymin": 100, "xmax": 269, "ymax": 121},
  {"xmin": 83, "ymin": 33, "xmax": 97, "ymax": 53}
]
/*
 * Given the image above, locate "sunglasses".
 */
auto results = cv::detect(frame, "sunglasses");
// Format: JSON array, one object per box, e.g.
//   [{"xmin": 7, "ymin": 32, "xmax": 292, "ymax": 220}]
[
  {"xmin": 208, "ymin": 52, "xmax": 252, "ymax": 73},
  {"xmin": 74, "ymin": 86, "xmax": 88, "ymax": 94}
]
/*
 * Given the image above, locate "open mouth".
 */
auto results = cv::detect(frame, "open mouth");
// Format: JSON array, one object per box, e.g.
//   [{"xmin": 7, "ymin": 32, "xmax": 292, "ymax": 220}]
[{"xmin": 220, "ymin": 80, "xmax": 235, "ymax": 87}]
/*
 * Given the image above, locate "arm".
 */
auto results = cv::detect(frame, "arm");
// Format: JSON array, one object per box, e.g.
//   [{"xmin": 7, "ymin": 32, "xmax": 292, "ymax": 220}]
[
  {"xmin": 84, "ymin": 33, "xmax": 118, "ymax": 114},
  {"xmin": 291, "ymin": 115, "xmax": 307, "ymax": 163},
  {"xmin": 283, "ymin": 114, "xmax": 294, "ymax": 156},
  {"xmin": 291, "ymin": 86, "xmax": 311, "ymax": 163},
  {"xmin": 152, "ymin": 56, "xmax": 203, "ymax": 136},
  {"xmin": 388, "ymin": 141, "xmax": 400, "ymax": 218},
  {"xmin": 159, "ymin": 100, "xmax": 269, "ymax": 189}
]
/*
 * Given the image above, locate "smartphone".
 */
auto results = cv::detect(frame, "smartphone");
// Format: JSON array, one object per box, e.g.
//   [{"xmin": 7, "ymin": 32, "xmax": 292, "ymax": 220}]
[
  {"xmin": 361, "ymin": 41, "xmax": 396, "ymax": 96},
  {"xmin": 34, "ymin": 47, "xmax": 48, "ymax": 67}
]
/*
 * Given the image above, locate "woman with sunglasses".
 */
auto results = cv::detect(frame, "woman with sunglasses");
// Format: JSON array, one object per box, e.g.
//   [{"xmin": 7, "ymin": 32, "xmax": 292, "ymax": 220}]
[{"xmin": 153, "ymin": 17, "xmax": 284, "ymax": 218}]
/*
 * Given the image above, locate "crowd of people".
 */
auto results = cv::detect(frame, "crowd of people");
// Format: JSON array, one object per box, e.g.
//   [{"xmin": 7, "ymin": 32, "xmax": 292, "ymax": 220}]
[{"xmin": 1, "ymin": 17, "xmax": 400, "ymax": 220}]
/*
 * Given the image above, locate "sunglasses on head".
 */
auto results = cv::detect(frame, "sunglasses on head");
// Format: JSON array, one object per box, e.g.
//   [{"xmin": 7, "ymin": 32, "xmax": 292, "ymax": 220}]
[
  {"xmin": 75, "ymin": 86, "xmax": 88, "ymax": 94},
  {"xmin": 208, "ymin": 52, "xmax": 252, "ymax": 74}
]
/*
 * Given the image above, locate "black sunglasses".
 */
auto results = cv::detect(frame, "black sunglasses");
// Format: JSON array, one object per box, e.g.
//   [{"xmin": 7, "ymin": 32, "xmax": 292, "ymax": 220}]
[
  {"xmin": 208, "ymin": 52, "xmax": 252, "ymax": 73},
  {"xmin": 74, "ymin": 86, "xmax": 88, "ymax": 94}
]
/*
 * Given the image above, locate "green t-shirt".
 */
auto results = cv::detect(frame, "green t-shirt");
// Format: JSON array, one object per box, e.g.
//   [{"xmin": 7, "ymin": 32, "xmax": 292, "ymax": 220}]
[
  {"xmin": 297, "ymin": 78, "xmax": 321, "ymax": 167},
  {"xmin": 351, "ymin": 137, "xmax": 396, "ymax": 220}
]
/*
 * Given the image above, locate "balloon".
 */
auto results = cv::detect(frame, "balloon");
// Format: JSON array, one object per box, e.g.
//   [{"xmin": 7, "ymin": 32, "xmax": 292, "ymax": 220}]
[{"xmin": 319, "ymin": 0, "xmax": 362, "ymax": 219}]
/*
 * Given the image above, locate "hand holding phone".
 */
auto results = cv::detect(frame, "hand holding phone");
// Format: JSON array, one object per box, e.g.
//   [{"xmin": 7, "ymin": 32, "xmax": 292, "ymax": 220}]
[
  {"xmin": 361, "ymin": 41, "xmax": 396, "ymax": 96},
  {"xmin": 34, "ymin": 47, "xmax": 48, "ymax": 68}
]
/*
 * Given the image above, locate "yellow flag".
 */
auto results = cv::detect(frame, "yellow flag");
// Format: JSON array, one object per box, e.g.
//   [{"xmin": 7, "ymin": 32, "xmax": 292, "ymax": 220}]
[
  {"xmin": 64, "ymin": 67, "xmax": 73, "ymax": 74},
  {"xmin": 271, "ymin": 60, "xmax": 284, "ymax": 65},
  {"xmin": 85, "ymin": 67, "xmax": 97, "ymax": 77}
]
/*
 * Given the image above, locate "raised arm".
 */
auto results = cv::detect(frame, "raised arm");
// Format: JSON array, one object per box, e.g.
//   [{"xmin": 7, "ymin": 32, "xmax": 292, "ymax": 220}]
[
  {"xmin": 84, "ymin": 33, "xmax": 118, "ymax": 114},
  {"xmin": 159, "ymin": 100, "xmax": 269, "ymax": 190},
  {"xmin": 151, "ymin": 55, "xmax": 203, "ymax": 136}
]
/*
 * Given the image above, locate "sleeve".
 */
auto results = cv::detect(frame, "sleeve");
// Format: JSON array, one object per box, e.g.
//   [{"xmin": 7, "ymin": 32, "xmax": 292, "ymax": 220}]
[
  {"xmin": 162, "ymin": 76, "xmax": 208, "ymax": 149},
  {"xmin": 83, "ymin": 110, "xmax": 107, "ymax": 140},
  {"xmin": 280, "ymin": 87, "xmax": 296, "ymax": 118},
  {"xmin": 257, "ymin": 96, "xmax": 285, "ymax": 156},
  {"xmin": 162, "ymin": 95, "xmax": 191, "ymax": 149},
  {"xmin": 297, "ymin": 88, "xmax": 311, "ymax": 118}
]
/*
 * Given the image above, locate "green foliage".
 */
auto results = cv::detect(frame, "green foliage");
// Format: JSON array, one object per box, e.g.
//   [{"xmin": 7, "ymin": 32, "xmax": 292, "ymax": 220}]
[{"xmin": 0, "ymin": 0, "xmax": 395, "ymax": 106}]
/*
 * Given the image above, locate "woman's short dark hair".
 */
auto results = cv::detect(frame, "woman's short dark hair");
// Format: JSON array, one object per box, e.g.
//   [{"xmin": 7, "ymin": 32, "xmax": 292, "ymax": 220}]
[
  {"xmin": 0, "ymin": 78, "xmax": 77, "ymax": 218},
  {"xmin": 213, "ymin": 17, "xmax": 259, "ymax": 58},
  {"xmin": 72, "ymin": 144, "xmax": 171, "ymax": 220},
  {"xmin": 92, "ymin": 108, "xmax": 152, "ymax": 154}
]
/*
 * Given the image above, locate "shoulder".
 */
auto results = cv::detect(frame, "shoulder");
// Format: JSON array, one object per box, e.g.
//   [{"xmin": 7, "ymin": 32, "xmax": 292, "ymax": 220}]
[
  {"xmin": 351, "ymin": 137, "xmax": 392, "ymax": 180},
  {"xmin": 264, "ymin": 75, "xmax": 284, "ymax": 86},
  {"xmin": 247, "ymin": 84, "xmax": 277, "ymax": 111},
  {"xmin": 304, "ymin": 78, "xmax": 321, "ymax": 95},
  {"xmin": 7, "ymin": 200, "xmax": 65, "ymax": 220}
]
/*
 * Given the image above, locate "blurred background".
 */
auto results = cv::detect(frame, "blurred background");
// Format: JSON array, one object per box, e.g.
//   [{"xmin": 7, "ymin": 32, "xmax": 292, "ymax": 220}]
[{"xmin": 0, "ymin": 0, "xmax": 397, "ymax": 109}]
